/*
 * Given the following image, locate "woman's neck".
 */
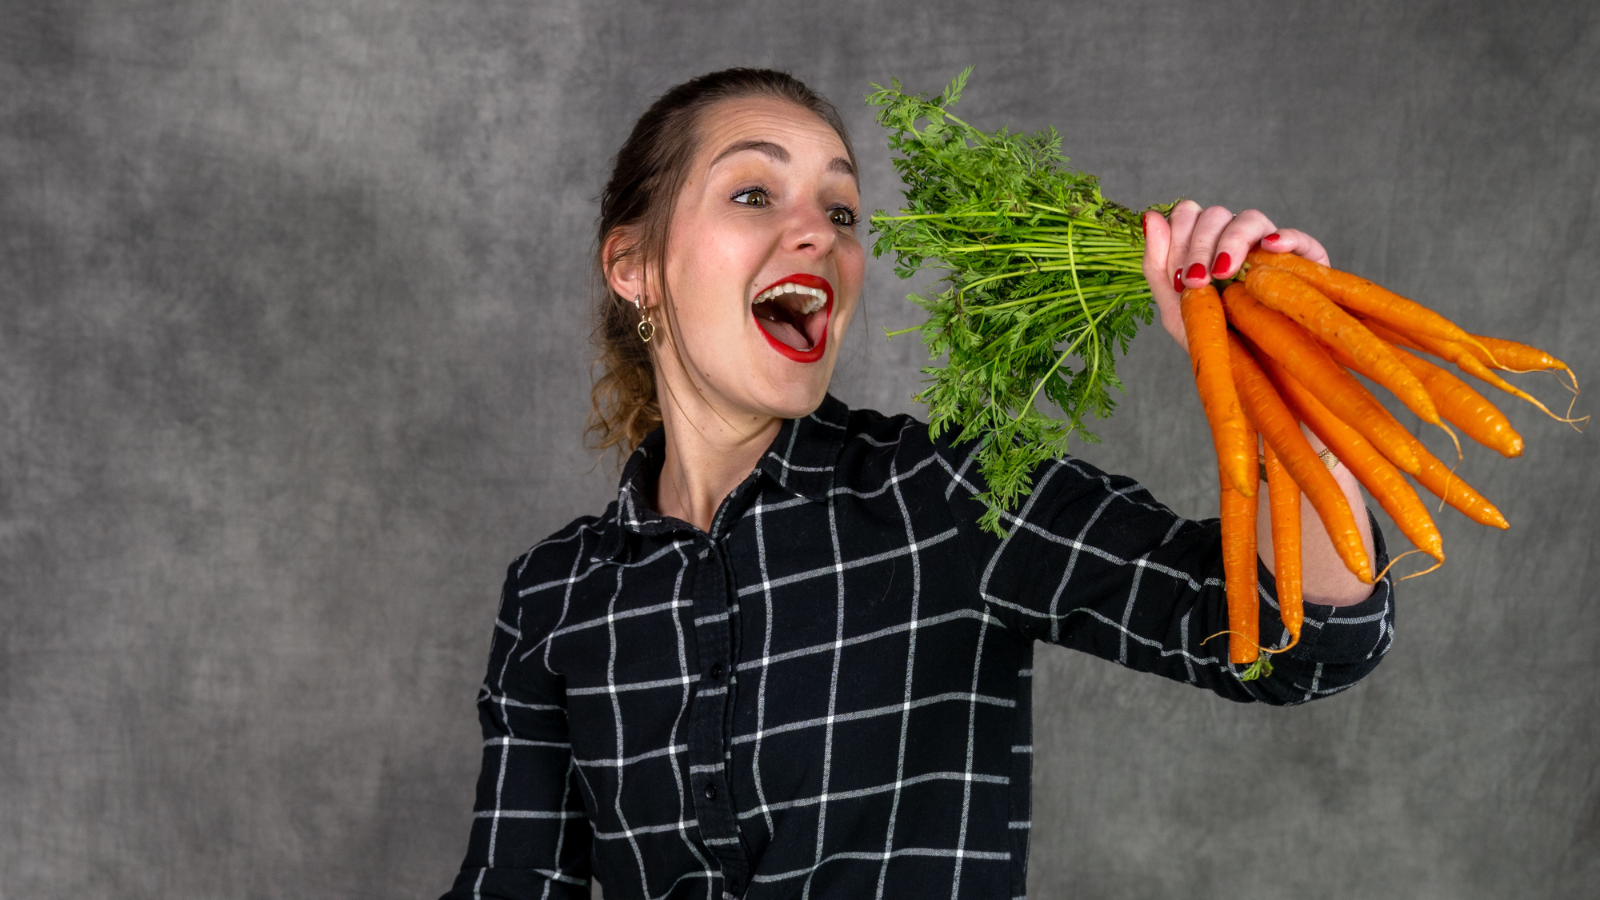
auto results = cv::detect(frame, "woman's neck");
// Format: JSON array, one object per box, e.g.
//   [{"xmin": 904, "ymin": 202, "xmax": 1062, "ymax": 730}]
[{"xmin": 652, "ymin": 386, "xmax": 783, "ymax": 533}]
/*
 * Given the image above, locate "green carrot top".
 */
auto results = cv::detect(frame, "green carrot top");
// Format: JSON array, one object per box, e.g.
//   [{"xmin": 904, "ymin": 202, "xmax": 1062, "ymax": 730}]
[{"xmin": 868, "ymin": 68, "xmax": 1175, "ymax": 534}]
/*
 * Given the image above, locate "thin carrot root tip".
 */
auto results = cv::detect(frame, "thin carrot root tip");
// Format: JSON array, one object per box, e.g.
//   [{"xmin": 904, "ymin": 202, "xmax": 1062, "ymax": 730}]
[
  {"xmin": 1511, "ymin": 386, "xmax": 1588, "ymax": 429},
  {"xmin": 1398, "ymin": 558, "xmax": 1446, "ymax": 581},
  {"xmin": 1439, "ymin": 421, "xmax": 1463, "ymax": 462},
  {"xmin": 1464, "ymin": 336, "xmax": 1506, "ymax": 370},
  {"xmin": 1373, "ymin": 548, "xmax": 1443, "ymax": 583},
  {"xmin": 1262, "ymin": 631, "xmax": 1301, "ymax": 656}
]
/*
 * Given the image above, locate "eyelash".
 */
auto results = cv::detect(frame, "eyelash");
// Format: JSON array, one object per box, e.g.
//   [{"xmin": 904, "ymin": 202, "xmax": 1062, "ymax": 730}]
[{"xmin": 731, "ymin": 187, "xmax": 859, "ymax": 228}]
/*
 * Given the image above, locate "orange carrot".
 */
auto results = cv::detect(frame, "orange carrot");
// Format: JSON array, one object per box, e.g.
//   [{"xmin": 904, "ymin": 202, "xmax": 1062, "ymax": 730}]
[
  {"xmin": 1393, "ymin": 347, "xmax": 1523, "ymax": 458},
  {"xmin": 1182, "ymin": 284, "xmax": 1256, "ymax": 497},
  {"xmin": 1263, "ymin": 443, "xmax": 1303, "ymax": 644},
  {"xmin": 1362, "ymin": 319, "xmax": 1585, "ymax": 426},
  {"xmin": 1405, "ymin": 435, "xmax": 1509, "ymax": 530},
  {"xmin": 1220, "ymin": 441, "xmax": 1259, "ymax": 666},
  {"xmin": 1464, "ymin": 334, "xmax": 1570, "ymax": 375},
  {"xmin": 1463, "ymin": 334, "xmax": 1580, "ymax": 395},
  {"xmin": 1245, "ymin": 265, "xmax": 1441, "ymax": 426},
  {"xmin": 1260, "ymin": 352, "xmax": 1444, "ymax": 564},
  {"xmin": 1245, "ymin": 250, "xmax": 1489, "ymax": 353},
  {"xmin": 1228, "ymin": 330, "xmax": 1373, "ymax": 583},
  {"xmin": 1320, "ymin": 336, "xmax": 1523, "ymax": 459},
  {"xmin": 1220, "ymin": 283, "xmax": 1420, "ymax": 474}
]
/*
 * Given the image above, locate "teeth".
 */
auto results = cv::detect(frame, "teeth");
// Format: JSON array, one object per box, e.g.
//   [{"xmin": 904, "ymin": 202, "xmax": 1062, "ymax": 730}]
[{"xmin": 753, "ymin": 283, "xmax": 828, "ymax": 315}]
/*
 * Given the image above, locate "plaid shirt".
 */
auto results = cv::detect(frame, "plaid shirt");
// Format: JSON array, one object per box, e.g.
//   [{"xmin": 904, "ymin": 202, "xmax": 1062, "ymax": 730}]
[{"xmin": 441, "ymin": 395, "xmax": 1395, "ymax": 900}]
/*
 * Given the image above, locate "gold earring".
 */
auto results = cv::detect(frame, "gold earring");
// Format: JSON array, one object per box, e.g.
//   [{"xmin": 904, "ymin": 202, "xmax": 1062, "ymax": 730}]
[{"xmin": 634, "ymin": 294, "xmax": 654, "ymax": 343}]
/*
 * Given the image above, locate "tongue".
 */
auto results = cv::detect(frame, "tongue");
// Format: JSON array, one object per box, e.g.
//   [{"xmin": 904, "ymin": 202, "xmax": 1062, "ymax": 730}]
[{"xmin": 753, "ymin": 303, "xmax": 814, "ymax": 351}]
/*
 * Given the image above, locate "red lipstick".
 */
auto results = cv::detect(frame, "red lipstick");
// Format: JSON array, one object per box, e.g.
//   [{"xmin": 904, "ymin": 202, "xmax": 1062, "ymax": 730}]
[{"xmin": 752, "ymin": 274, "xmax": 833, "ymax": 363}]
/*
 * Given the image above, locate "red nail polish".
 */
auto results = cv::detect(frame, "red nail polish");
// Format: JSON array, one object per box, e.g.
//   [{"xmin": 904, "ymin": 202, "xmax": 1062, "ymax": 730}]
[
  {"xmin": 1141, "ymin": 214, "xmax": 1149, "ymax": 239},
  {"xmin": 1186, "ymin": 263, "xmax": 1207, "ymax": 282},
  {"xmin": 1174, "ymin": 270, "xmax": 1184, "ymax": 292},
  {"xmin": 1264, "ymin": 232, "xmax": 1281, "ymax": 243},
  {"xmin": 1211, "ymin": 252, "xmax": 1231, "ymax": 278}
]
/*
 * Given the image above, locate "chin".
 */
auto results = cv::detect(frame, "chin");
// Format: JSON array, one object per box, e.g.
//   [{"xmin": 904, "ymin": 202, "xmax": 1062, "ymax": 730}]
[
  {"xmin": 748, "ymin": 360, "xmax": 836, "ymax": 421},
  {"xmin": 756, "ymin": 381, "xmax": 830, "ymax": 421}
]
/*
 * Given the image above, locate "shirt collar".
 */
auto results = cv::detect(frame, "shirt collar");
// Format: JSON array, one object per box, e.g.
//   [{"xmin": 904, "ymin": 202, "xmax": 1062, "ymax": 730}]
[
  {"xmin": 594, "ymin": 394, "xmax": 850, "ymax": 562},
  {"xmin": 755, "ymin": 392, "xmax": 849, "ymax": 502}
]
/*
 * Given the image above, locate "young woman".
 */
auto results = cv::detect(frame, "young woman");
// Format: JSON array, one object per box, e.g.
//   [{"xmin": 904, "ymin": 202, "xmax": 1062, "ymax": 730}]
[{"xmin": 440, "ymin": 69, "xmax": 1393, "ymax": 900}]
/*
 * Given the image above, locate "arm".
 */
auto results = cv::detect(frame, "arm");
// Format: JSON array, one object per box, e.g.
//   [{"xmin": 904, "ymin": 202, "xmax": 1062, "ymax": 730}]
[
  {"xmin": 439, "ymin": 565, "xmax": 593, "ymax": 900},
  {"xmin": 1141, "ymin": 204, "xmax": 1376, "ymax": 606},
  {"xmin": 931, "ymin": 433, "xmax": 1395, "ymax": 706}
]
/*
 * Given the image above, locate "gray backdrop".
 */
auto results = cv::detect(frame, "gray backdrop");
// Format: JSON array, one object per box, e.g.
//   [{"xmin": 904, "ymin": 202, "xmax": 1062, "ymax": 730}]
[{"xmin": 3, "ymin": 1, "xmax": 1597, "ymax": 898}]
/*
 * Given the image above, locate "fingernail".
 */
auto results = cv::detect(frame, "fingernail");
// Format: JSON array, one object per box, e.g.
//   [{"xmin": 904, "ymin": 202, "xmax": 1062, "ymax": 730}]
[
  {"xmin": 1264, "ymin": 232, "xmax": 1282, "ymax": 244},
  {"xmin": 1174, "ymin": 269, "xmax": 1184, "ymax": 292},
  {"xmin": 1211, "ymin": 252, "xmax": 1231, "ymax": 278},
  {"xmin": 1141, "ymin": 214, "xmax": 1149, "ymax": 239},
  {"xmin": 1186, "ymin": 263, "xmax": 1207, "ymax": 283}
]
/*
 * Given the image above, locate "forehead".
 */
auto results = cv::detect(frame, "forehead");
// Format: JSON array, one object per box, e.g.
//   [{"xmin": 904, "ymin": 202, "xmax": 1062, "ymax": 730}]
[{"xmin": 694, "ymin": 96, "xmax": 850, "ymax": 168}]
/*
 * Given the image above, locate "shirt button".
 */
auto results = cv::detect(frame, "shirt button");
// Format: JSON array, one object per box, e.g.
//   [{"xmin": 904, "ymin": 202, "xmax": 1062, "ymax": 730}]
[
  {"xmin": 708, "ymin": 663, "xmax": 723, "ymax": 681},
  {"xmin": 704, "ymin": 782, "xmax": 717, "ymax": 800}
]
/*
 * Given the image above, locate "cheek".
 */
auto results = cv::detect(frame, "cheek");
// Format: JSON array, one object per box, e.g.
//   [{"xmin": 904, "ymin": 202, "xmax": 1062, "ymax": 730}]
[
  {"xmin": 832, "ymin": 244, "xmax": 867, "ymax": 331},
  {"xmin": 663, "ymin": 236, "xmax": 758, "ymax": 358}
]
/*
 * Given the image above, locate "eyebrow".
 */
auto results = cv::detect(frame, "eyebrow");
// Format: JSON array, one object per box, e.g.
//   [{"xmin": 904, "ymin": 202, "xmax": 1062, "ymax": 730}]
[{"xmin": 710, "ymin": 139, "xmax": 856, "ymax": 178}]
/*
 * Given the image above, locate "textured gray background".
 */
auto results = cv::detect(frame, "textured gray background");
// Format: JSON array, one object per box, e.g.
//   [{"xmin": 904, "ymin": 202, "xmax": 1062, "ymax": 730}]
[{"xmin": 2, "ymin": 1, "xmax": 1597, "ymax": 898}]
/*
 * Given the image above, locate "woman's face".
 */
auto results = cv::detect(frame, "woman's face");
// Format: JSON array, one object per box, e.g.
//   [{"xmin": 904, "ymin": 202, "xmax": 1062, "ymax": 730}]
[{"xmin": 645, "ymin": 96, "xmax": 865, "ymax": 423}]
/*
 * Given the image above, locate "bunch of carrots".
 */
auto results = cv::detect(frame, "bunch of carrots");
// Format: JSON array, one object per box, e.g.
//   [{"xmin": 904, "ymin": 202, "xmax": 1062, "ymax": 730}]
[{"xmin": 1186, "ymin": 250, "xmax": 1584, "ymax": 679}]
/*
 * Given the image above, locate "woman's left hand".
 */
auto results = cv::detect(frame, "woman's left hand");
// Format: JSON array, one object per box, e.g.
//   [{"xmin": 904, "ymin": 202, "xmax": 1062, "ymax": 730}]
[{"xmin": 1141, "ymin": 201, "xmax": 1330, "ymax": 353}]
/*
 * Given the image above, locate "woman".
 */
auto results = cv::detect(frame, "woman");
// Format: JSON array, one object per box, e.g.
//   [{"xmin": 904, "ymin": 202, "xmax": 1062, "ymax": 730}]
[{"xmin": 440, "ymin": 69, "xmax": 1393, "ymax": 900}]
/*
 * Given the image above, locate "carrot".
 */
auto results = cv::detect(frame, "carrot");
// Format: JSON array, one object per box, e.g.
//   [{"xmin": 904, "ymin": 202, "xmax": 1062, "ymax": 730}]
[
  {"xmin": 1263, "ymin": 443, "xmax": 1303, "ymax": 645},
  {"xmin": 1220, "ymin": 443, "xmax": 1259, "ymax": 667},
  {"xmin": 1228, "ymin": 329, "xmax": 1373, "ymax": 583},
  {"xmin": 1328, "ymin": 330, "xmax": 1509, "ymax": 525},
  {"xmin": 1405, "ymin": 434, "xmax": 1510, "ymax": 530},
  {"xmin": 1320, "ymin": 336, "xmax": 1522, "ymax": 459},
  {"xmin": 1245, "ymin": 250, "xmax": 1492, "ymax": 356},
  {"xmin": 1464, "ymin": 334, "xmax": 1579, "ymax": 395},
  {"xmin": 1362, "ymin": 319, "xmax": 1587, "ymax": 427},
  {"xmin": 1220, "ymin": 283, "xmax": 1420, "ymax": 474},
  {"xmin": 1182, "ymin": 284, "xmax": 1256, "ymax": 497},
  {"xmin": 1245, "ymin": 264, "xmax": 1441, "ymax": 426},
  {"xmin": 1392, "ymin": 347, "xmax": 1523, "ymax": 458},
  {"xmin": 1461, "ymin": 334, "xmax": 1569, "ymax": 373},
  {"xmin": 1258, "ymin": 350, "xmax": 1445, "ymax": 564}
]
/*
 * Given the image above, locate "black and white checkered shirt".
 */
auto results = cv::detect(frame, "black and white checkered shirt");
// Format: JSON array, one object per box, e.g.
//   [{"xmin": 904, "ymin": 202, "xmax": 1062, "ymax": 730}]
[{"xmin": 441, "ymin": 395, "xmax": 1395, "ymax": 900}]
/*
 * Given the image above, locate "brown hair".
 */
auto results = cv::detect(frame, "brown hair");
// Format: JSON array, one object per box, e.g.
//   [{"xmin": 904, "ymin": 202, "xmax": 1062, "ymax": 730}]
[{"xmin": 587, "ymin": 68, "xmax": 857, "ymax": 459}]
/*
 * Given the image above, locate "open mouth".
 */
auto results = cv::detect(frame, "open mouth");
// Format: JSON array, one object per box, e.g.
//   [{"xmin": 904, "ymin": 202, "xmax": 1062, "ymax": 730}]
[{"xmin": 751, "ymin": 274, "xmax": 833, "ymax": 363}]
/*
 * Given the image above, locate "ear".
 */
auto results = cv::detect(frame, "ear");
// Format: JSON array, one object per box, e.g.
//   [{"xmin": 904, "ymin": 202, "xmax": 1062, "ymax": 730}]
[{"xmin": 602, "ymin": 227, "xmax": 648, "ymax": 306}]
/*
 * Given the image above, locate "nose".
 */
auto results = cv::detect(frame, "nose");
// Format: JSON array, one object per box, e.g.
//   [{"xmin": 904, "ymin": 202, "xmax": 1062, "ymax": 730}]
[{"xmin": 783, "ymin": 200, "xmax": 839, "ymax": 257}]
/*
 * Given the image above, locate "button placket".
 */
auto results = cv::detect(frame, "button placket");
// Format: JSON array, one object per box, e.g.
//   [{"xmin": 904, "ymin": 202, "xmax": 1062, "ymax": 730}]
[{"xmin": 685, "ymin": 535, "xmax": 749, "ymax": 891}]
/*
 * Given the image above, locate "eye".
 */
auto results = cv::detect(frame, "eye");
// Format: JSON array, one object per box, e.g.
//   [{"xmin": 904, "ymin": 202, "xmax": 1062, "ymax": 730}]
[
  {"xmin": 732, "ymin": 187, "xmax": 770, "ymax": 208},
  {"xmin": 829, "ymin": 206, "xmax": 858, "ymax": 228}
]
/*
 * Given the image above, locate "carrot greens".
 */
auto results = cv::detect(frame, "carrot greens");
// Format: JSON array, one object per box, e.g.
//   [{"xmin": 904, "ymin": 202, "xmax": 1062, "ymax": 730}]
[{"xmin": 868, "ymin": 69, "xmax": 1171, "ymax": 533}]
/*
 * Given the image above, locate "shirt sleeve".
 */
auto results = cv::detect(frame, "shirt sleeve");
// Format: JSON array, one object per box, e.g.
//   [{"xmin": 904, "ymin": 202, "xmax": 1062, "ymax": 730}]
[
  {"xmin": 932, "ymin": 437, "xmax": 1395, "ymax": 705},
  {"xmin": 440, "ymin": 563, "xmax": 594, "ymax": 900}
]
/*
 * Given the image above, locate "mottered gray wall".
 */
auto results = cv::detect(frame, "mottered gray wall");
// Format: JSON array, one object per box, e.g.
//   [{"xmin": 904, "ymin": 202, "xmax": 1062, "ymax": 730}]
[{"xmin": 2, "ymin": 1, "xmax": 1596, "ymax": 898}]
